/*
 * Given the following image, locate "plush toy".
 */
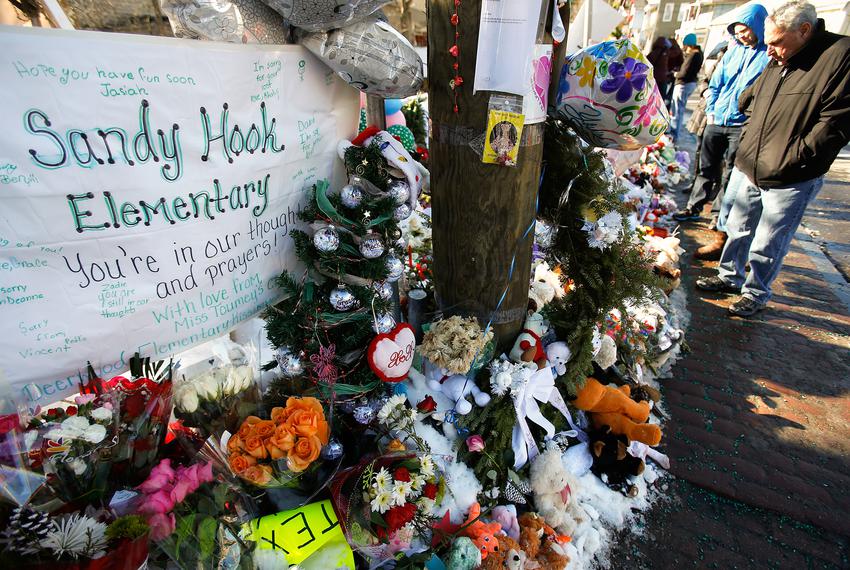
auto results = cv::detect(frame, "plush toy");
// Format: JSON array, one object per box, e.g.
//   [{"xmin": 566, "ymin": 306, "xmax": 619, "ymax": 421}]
[
  {"xmin": 528, "ymin": 280, "xmax": 556, "ymax": 312},
  {"xmin": 479, "ymin": 535, "xmax": 526, "ymax": 570},
  {"xmin": 491, "ymin": 504, "xmax": 520, "ymax": 541},
  {"xmin": 545, "ymin": 341, "xmax": 572, "ymax": 376},
  {"xmin": 591, "ymin": 328, "xmax": 618, "ymax": 370},
  {"xmin": 446, "ymin": 536, "xmax": 481, "ymax": 570},
  {"xmin": 461, "ymin": 503, "xmax": 503, "ymax": 560},
  {"xmin": 589, "ymin": 426, "xmax": 645, "ymax": 491},
  {"xmin": 573, "ymin": 377, "xmax": 662, "ymax": 446},
  {"xmin": 509, "ymin": 312, "xmax": 550, "ymax": 370},
  {"xmin": 529, "ymin": 445, "xmax": 585, "ymax": 536},
  {"xmin": 425, "ymin": 370, "xmax": 491, "ymax": 415},
  {"xmin": 517, "ymin": 513, "xmax": 570, "ymax": 570}
]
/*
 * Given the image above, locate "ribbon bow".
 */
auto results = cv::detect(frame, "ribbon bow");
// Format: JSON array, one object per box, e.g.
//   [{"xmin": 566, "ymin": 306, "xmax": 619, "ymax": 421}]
[{"xmin": 511, "ymin": 366, "xmax": 579, "ymax": 470}]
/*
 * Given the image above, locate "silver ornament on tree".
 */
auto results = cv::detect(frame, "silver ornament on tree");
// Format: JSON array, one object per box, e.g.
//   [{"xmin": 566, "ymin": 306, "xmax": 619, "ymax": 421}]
[
  {"xmin": 371, "ymin": 280, "xmax": 393, "ymax": 301},
  {"xmin": 275, "ymin": 347, "xmax": 304, "ymax": 377},
  {"xmin": 321, "ymin": 437, "xmax": 344, "ymax": 460},
  {"xmin": 387, "ymin": 179, "xmax": 410, "ymax": 205},
  {"xmin": 393, "ymin": 203, "xmax": 413, "ymax": 221},
  {"xmin": 329, "ymin": 283, "xmax": 358, "ymax": 312},
  {"xmin": 313, "ymin": 225, "xmax": 340, "ymax": 253},
  {"xmin": 385, "ymin": 254, "xmax": 404, "ymax": 282},
  {"xmin": 393, "ymin": 237, "xmax": 407, "ymax": 251},
  {"xmin": 358, "ymin": 232, "xmax": 385, "ymax": 259},
  {"xmin": 372, "ymin": 312, "xmax": 397, "ymax": 334},
  {"xmin": 340, "ymin": 184, "xmax": 363, "ymax": 208}
]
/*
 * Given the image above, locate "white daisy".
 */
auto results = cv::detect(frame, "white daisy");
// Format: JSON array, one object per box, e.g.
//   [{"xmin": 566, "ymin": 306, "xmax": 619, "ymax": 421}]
[
  {"xmin": 419, "ymin": 455, "xmax": 435, "ymax": 479},
  {"xmin": 391, "ymin": 481, "xmax": 413, "ymax": 505},
  {"xmin": 372, "ymin": 468, "xmax": 391, "ymax": 493},
  {"xmin": 370, "ymin": 490, "xmax": 393, "ymax": 514}
]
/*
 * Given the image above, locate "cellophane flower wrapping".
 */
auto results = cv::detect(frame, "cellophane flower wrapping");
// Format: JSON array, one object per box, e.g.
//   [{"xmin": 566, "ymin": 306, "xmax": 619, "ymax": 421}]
[
  {"xmin": 172, "ymin": 339, "xmax": 261, "ymax": 439},
  {"xmin": 135, "ymin": 452, "xmax": 258, "ymax": 570},
  {"xmin": 217, "ymin": 396, "xmax": 341, "ymax": 512},
  {"xmin": 331, "ymin": 452, "xmax": 445, "ymax": 566},
  {"xmin": 96, "ymin": 356, "xmax": 174, "ymax": 487},
  {"xmin": 555, "ymin": 39, "xmax": 671, "ymax": 150},
  {"xmin": 24, "ymin": 392, "xmax": 122, "ymax": 507}
]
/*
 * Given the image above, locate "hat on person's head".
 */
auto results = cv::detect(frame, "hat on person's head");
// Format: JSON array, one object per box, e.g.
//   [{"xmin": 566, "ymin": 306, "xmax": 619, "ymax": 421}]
[{"xmin": 683, "ymin": 33, "xmax": 698, "ymax": 46}]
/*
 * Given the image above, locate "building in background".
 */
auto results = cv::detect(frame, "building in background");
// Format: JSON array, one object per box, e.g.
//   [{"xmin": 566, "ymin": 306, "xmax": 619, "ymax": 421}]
[{"xmin": 635, "ymin": 0, "xmax": 694, "ymax": 50}]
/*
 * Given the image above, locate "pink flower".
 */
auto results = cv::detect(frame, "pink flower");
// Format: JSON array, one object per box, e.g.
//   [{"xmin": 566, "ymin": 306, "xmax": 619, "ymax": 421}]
[
  {"xmin": 147, "ymin": 512, "xmax": 176, "ymax": 541},
  {"xmin": 197, "ymin": 461, "xmax": 214, "ymax": 484},
  {"xmin": 138, "ymin": 460, "xmax": 176, "ymax": 495},
  {"xmin": 466, "ymin": 434, "xmax": 486, "ymax": 453},
  {"xmin": 74, "ymin": 394, "xmax": 97, "ymax": 406},
  {"xmin": 169, "ymin": 477, "xmax": 195, "ymax": 504},
  {"xmin": 138, "ymin": 489, "xmax": 175, "ymax": 515}
]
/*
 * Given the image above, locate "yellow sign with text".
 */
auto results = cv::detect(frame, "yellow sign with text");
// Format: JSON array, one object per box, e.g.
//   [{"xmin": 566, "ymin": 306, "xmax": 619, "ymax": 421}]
[{"xmin": 245, "ymin": 500, "xmax": 354, "ymax": 569}]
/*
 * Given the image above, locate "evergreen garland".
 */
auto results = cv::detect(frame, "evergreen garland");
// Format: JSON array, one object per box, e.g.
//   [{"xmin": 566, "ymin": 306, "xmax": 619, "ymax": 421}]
[{"xmin": 538, "ymin": 119, "xmax": 661, "ymax": 397}]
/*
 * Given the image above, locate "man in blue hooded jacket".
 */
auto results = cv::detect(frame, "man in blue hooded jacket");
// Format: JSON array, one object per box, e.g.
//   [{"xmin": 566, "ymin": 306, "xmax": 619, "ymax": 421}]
[{"xmin": 674, "ymin": 4, "xmax": 770, "ymax": 225}]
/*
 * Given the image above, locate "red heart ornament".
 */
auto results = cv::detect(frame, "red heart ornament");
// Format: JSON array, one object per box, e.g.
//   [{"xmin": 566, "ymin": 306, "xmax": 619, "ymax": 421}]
[{"xmin": 367, "ymin": 323, "xmax": 416, "ymax": 383}]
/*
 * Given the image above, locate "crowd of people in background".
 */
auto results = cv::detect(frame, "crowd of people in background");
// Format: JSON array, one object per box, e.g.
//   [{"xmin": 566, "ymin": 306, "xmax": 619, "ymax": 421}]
[{"xmin": 648, "ymin": 0, "xmax": 850, "ymax": 317}]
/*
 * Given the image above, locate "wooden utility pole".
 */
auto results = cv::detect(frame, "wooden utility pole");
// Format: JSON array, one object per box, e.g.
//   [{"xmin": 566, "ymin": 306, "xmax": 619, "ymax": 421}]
[{"xmin": 428, "ymin": 0, "xmax": 548, "ymax": 347}]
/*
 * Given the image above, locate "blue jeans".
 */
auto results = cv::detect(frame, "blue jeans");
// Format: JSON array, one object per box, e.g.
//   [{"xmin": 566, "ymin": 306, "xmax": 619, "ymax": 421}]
[
  {"xmin": 715, "ymin": 166, "xmax": 746, "ymax": 233},
  {"xmin": 717, "ymin": 175, "xmax": 824, "ymax": 305},
  {"xmin": 669, "ymin": 82, "xmax": 696, "ymax": 141}
]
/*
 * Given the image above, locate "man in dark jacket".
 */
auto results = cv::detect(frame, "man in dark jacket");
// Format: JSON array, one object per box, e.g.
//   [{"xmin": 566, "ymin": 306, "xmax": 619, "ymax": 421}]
[{"xmin": 696, "ymin": 1, "xmax": 850, "ymax": 317}]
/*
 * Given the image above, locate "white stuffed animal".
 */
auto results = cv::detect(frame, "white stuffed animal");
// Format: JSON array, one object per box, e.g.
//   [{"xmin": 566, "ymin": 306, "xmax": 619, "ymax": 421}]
[
  {"xmin": 425, "ymin": 367, "xmax": 491, "ymax": 415},
  {"xmin": 545, "ymin": 341, "xmax": 572, "ymax": 376},
  {"xmin": 509, "ymin": 312, "xmax": 549, "ymax": 370},
  {"xmin": 529, "ymin": 445, "xmax": 587, "ymax": 536}
]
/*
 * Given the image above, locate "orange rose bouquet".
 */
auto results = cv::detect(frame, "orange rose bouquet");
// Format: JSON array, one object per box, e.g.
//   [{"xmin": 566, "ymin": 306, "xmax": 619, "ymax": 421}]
[{"xmin": 225, "ymin": 397, "xmax": 330, "ymax": 488}]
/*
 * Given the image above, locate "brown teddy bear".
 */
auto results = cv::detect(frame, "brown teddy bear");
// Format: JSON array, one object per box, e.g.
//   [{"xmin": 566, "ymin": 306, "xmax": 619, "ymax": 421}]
[
  {"xmin": 573, "ymin": 377, "xmax": 662, "ymax": 446},
  {"xmin": 517, "ymin": 513, "xmax": 569, "ymax": 570},
  {"xmin": 480, "ymin": 535, "xmax": 526, "ymax": 570}
]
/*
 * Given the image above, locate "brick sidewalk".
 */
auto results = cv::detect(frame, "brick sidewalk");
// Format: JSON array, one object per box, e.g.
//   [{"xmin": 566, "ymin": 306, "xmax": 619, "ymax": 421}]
[{"xmin": 609, "ymin": 203, "xmax": 850, "ymax": 568}]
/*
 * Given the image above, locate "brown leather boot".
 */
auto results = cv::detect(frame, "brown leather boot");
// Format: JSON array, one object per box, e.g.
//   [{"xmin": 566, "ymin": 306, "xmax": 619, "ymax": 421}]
[{"xmin": 694, "ymin": 231, "xmax": 727, "ymax": 261}]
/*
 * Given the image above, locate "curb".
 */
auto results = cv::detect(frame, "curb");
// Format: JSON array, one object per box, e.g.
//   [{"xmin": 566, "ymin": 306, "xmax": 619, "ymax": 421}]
[{"xmin": 794, "ymin": 229, "xmax": 850, "ymax": 315}]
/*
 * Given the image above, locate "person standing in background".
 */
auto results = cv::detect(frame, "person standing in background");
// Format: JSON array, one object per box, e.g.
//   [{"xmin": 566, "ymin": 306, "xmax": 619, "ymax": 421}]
[
  {"xmin": 647, "ymin": 37, "xmax": 672, "ymax": 100},
  {"xmin": 674, "ymin": 4, "xmax": 770, "ymax": 225},
  {"xmin": 696, "ymin": 1, "xmax": 850, "ymax": 317},
  {"xmin": 664, "ymin": 38, "xmax": 684, "ymax": 108},
  {"xmin": 669, "ymin": 34, "xmax": 704, "ymax": 142}
]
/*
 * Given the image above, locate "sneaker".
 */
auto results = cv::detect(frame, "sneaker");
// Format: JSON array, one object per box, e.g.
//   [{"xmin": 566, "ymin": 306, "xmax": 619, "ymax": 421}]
[
  {"xmin": 728, "ymin": 296, "xmax": 765, "ymax": 317},
  {"xmin": 673, "ymin": 208, "xmax": 700, "ymax": 221},
  {"xmin": 695, "ymin": 276, "xmax": 740, "ymax": 294}
]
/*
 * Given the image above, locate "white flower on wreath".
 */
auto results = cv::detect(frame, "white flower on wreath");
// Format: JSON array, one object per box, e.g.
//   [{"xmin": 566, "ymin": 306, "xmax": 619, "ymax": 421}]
[
  {"xmin": 42, "ymin": 514, "xmax": 108, "ymax": 559},
  {"xmin": 370, "ymin": 490, "xmax": 393, "ymax": 514},
  {"xmin": 582, "ymin": 211, "xmax": 624, "ymax": 250},
  {"xmin": 410, "ymin": 473, "xmax": 426, "ymax": 492}
]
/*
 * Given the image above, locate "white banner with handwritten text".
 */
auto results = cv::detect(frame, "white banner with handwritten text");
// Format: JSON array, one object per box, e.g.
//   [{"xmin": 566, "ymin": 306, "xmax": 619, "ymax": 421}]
[{"xmin": 0, "ymin": 26, "xmax": 358, "ymax": 404}]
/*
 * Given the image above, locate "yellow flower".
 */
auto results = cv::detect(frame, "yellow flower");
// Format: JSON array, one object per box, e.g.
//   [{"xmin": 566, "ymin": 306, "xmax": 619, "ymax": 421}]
[{"xmin": 577, "ymin": 57, "xmax": 597, "ymax": 87}]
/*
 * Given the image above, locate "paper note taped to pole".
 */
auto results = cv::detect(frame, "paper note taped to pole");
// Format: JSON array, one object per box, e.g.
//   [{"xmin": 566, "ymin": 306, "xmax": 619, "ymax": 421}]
[{"xmin": 0, "ymin": 26, "xmax": 358, "ymax": 404}]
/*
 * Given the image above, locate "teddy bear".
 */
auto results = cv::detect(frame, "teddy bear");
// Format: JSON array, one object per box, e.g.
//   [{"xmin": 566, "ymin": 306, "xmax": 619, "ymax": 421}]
[
  {"xmin": 528, "ymin": 280, "xmax": 556, "ymax": 313},
  {"xmin": 573, "ymin": 377, "xmax": 662, "ymax": 446},
  {"xmin": 545, "ymin": 341, "xmax": 572, "ymax": 376},
  {"xmin": 509, "ymin": 312, "xmax": 549, "ymax": 370},
  {"xmin": 461, "ymin": 502, "xmax": 503, "ymax": 560},
  {"xmin": 517, "ymin": 513, "xmax": 569, "ymax": 570},
  {"xmin": 529, "ymin": 444, "xmax": 586, "ymax": 536},
  {"xmin": 480, "ymin": 535, "xmax": 526, "ymax": 570},
  {"xmin": 588, "ymin": 425, "xmax": 645, "ymax": 495}
]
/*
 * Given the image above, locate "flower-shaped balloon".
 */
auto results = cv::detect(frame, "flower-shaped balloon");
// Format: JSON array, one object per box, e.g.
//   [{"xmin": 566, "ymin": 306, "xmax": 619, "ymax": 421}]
[{"xmin": 601, "ymin": 58, "xmax": 649, "ymax": 103}]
